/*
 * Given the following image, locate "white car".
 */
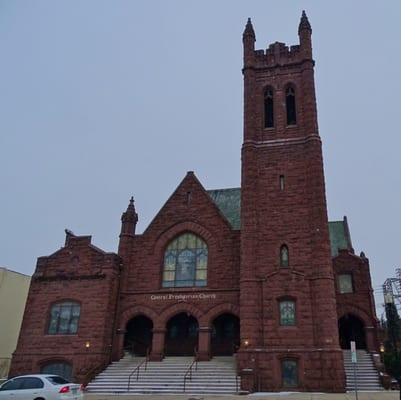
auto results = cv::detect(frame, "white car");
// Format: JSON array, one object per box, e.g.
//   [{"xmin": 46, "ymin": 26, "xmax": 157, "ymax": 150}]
[{"xmin": 0, "ymin": 375, "xmax": 83, "ymax": 400}]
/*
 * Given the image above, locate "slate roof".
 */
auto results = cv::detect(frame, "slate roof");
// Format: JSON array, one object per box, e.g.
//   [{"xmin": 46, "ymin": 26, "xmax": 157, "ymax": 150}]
[
  {"xmin": 207, "ymin": 188, "xmax": 241, "ymax": 230},
  {"xmin": 207, "ymin": 187, "xmax": 353, "ymax": 257},
  {"xmin": 328, "ymin": 219, "xmax": 353, "ymax": 257}
]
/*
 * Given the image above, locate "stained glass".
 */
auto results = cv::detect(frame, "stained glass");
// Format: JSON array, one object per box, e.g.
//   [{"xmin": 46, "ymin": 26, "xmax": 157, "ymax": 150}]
[
  {"xmin": 338, "ymin": 274, "xmax": 353, "ymax": 294},
  {"xmin": 187, "ymin": 234, "xmax": 196, "ymax": 248},
  {"xmin": 280, "ymin": 300, "xmax": 295, "ymax": 326},
  {"xmin": 163, "ymin": 271, "xmax": 175, "ymax": 281},
  {"xmin": 280, "ymin": 245, "xmax": 289, "ymax": 268},
  {"xmin": 196, "ymin": 269, "xmax": 207, "ymax": 280},
  {"xmin": 48, "ymin": 302, "xmax": 80, "ymax": 335},
  {"xmin": 282, "ymin": 360, "xmax": 298, "ymax": 387},
  {"xmin": 165, "ymin": 251, "xmax": 176, "ymax": 270},
  {"xmin": 48, "ymin": 308, "xmax": 59, "ymax": 334},
  {"xmin": 197, "ymin": 250, "xmax": 207, "ymax": 269},
  {"xmin": 177, "ymin": 234, "xmax": 187, "ymax": 249},
  {"xmin": 162, "ymin": 233, "xmax": 208, "ymax": 287}
]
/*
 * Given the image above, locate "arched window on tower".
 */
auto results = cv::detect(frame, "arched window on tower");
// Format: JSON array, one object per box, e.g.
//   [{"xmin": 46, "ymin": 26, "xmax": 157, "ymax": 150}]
[
  {"xmin": 264, "ymin": 87, "xmax": 274, "ymax": 128},
  {"xmin": 286, "ymin": 86, "xmax": 297, "ymax": 125},
  {"xmin": 162, "ymin": 233, "xmax": 208, "ymax": 288},
  {"xmin": 280, "ymin": 245, "xmax": 289, "ymax": 268}
]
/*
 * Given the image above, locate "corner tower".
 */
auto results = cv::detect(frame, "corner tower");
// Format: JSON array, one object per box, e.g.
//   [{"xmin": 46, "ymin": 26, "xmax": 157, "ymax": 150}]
[{"xmin": 239, "ymin": 13, "xmax": 345, "ymax": 392}]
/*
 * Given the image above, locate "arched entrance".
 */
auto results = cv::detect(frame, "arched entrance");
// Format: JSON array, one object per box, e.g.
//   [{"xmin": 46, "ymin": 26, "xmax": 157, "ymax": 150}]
[
  {"xmin": 211, "ymin": 313, "xmax": 240, "ymax": 356},
  {"xmin": 124, "ymin": 315, "xmax": 153, "ymax": 356},
  {"xmin": 165, "ymin": 313, "xmax": 199, "ymax": 356},
  {"xmin": 338, "ymin": 314, "xmax": 366, "ymax": 349}
]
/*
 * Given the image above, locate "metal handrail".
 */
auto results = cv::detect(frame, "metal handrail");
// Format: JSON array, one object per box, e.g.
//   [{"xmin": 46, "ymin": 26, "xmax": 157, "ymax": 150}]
[
  {"xmin": 183, "ymin": 348, "xmax": 198, "ymax": 392},
  {"xmin": 127, "ymin": 347, "xmax": 150, "ymax": 392},
  {"xmin": 233, "ymin": 350, "xmax": 239, "ymax": 393}
]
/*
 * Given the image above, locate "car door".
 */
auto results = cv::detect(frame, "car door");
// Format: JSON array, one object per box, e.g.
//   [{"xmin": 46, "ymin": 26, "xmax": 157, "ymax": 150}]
[
  {"xmin": 16, "ymin": 378, "xmax": 45, "ymax": 400},
  {"xmin": 0, "ymin": 377, "xmax": 24, "ymax": 399}
]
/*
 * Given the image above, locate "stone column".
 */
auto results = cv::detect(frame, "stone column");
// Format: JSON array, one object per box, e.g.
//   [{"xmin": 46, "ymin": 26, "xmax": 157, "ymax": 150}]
[
  {"xmin": 365, "ymin": 326, "xmax": 378, "ymax": 352},
  {"xmin": 150, "ymin": 328, "xmax": 165, "ymax": 361},
  {"xmin": 197, "ymin": 326, "xmax": 212, "ymax": 361},
  {"xmin": 112, "ymin": 329, "xmax": 126, "ymax": 361}
]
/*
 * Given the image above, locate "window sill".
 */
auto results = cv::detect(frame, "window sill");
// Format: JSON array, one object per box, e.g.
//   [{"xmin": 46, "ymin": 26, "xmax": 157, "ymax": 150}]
[
  {"xmin": 159, "ymin": 286, "xmax": 208, "ymax": 291},
  {"xmin": 45, "ymin": 333, "xmax": 78, "ymax": 337}
]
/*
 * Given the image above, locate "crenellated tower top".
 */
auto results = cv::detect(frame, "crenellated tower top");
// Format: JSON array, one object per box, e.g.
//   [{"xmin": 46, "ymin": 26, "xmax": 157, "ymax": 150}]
[
  {"xmin": 243, "ymin": 11, "xmax": 313, "ymax": 70},
  {"xmin": 242, "ymin": 11, "xmax": 318, "ymax": 142}
]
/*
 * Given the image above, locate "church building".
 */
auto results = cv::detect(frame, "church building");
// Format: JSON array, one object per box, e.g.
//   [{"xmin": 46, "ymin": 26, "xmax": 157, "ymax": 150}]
[{"xmin": 10, "ymin": 12, "xmax": 380, "ymax": 392}]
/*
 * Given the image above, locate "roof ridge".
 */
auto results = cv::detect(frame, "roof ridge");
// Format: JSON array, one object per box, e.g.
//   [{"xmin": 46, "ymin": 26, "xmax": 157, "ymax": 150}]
[{"xmin": 207, "ymin": 187, "xmax": 241, "ymax": 192}]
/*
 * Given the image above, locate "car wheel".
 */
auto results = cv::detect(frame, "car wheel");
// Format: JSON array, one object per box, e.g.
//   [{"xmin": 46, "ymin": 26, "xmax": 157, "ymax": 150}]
[{"xmin": 34, "ymin": 397, "xmax": 45, "ymax": 400}]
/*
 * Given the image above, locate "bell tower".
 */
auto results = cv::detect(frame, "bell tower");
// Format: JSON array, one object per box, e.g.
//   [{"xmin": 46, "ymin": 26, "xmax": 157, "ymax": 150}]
[{"xmin": 239, "ymin": 12, "xmax": 345, "ymax": 392}]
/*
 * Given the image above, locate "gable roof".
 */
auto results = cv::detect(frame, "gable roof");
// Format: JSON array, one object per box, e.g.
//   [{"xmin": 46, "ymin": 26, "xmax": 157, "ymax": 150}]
[{"xmin": 207, "ymin": 187, "xmax": 353, "ymax": 257}]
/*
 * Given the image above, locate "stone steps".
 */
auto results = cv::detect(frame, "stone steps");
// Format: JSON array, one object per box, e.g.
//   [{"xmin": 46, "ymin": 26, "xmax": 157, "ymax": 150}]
[
  {"xmin": 86, "ymin": 355, "xmax": 239, "ymax": 394},
  {"xmin": 343, "ymin": 350, "xmax": 383, "ymax": 391}
]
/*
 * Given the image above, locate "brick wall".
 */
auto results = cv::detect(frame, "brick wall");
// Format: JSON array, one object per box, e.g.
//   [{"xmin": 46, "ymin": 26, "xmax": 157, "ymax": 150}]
[
  {"xmin": 9, "ymin": 234, "xmax": 121, "ymax": 382},
  {"xmin": 115, "ymin": 172, "xmax": 241, "ymax": 361},
  {"xmin": 334, "ymin": 249, "xmax": 380, "ymax": 351},
  {"xmin": 238, "ymin": 16, "xmax": 345, "ymax": 392}
]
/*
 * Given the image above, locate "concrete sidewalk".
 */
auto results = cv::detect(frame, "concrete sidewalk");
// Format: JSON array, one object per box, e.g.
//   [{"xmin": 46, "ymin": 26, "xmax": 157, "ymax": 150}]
[{"xmin": 85, "ymin": 392, "xmax": 399, "ymax": 400}]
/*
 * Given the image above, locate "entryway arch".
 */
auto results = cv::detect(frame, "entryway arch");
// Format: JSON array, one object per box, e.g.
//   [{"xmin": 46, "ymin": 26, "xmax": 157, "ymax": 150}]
[
  {"xmin": 165, "ymin": 312, "xmax": 199, "ymax": 356},
  {"xmin": 124, "ymin": 315, "xmax": 153, "ymax": 356},
  {"xmin": 211, "ymin": 313, "xmax": 240, "ymax": 356},
  {"xmin": 338, "ymin": 314, "xmax": 366, "ymax": 349}
]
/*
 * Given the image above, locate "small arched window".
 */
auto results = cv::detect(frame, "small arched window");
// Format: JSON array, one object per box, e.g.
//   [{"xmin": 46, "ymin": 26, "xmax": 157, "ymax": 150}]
[
  {"xmin": 264, "ymin": 87, "xmax": 274, "ymax": 128},
  {"xmin": 279, "ymin": 300, "xmax": 296, "ymax": 326},
  {"xmin": 280, "ymin": 245, "xmax": 289, "ymax": 267},
  {"xmin": 48, "ymin": 302, "xmax": 80, "ymax": 335},
  {"xmin": 41, "ymin": 362, "xmax": 73, "ymax": 381},
  {"xmin": 286, "ymin": 86, "xmax": 297, "ymax": 125},
  {"xmin": 162, "ymin": 233, "xmax": 208, "ymax": 288}
]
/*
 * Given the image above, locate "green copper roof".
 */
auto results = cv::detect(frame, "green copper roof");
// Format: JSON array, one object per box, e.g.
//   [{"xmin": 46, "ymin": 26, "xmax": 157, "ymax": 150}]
[
  {"xmin": 207, "ymin": 187, "xmax": 352, "ymax": 257},
  {"xmin": 328, "ymin": 220, "xmax": 352, "ymax": 257},
  {"xmin": 207, "ymin": 188, "xmax": 241, "ymax": 230}
]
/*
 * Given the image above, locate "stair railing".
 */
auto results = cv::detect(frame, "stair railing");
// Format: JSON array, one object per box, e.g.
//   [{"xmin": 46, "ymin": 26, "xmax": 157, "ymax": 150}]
[
  {"xmin": 233, "ymin": 349, "xmax": 241, "ymax": 393},
  {"xmin": 183, "ymin": 347, "xmax": 198, "ymax": 392},
  {"xmin": 127, "ymin": 347, "xmax": 150, "ymax": 392}
]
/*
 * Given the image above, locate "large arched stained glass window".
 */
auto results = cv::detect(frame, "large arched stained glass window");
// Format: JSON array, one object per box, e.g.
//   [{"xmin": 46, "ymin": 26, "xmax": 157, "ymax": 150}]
[{"xmin": 162, "ymin": 233, "xmax": 208, "ymax": 288}]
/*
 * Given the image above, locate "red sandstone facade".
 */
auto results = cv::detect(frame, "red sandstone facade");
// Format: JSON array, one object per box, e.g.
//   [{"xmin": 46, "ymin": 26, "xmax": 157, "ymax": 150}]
[{"xmin": 10, "ymin": 13, "xmax": 379, "ymax": 392}]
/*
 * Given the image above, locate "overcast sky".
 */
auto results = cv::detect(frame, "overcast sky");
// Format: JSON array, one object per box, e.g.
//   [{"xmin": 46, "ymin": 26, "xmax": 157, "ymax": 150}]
[{"xmin": 1, "ymin": 1, "xmax": 400, "ymax": 314}]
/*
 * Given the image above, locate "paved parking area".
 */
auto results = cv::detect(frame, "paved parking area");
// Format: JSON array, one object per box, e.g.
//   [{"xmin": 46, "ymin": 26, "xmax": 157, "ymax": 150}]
[{"xmin": 86, "ymin": 391, "xmax": 400, "ymax": 400}]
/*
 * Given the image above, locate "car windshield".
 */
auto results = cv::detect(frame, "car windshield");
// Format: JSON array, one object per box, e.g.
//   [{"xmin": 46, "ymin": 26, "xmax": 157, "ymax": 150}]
[{"xmin": 46, "ymin": 376, "xmax": 70, "ymax": 385}]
